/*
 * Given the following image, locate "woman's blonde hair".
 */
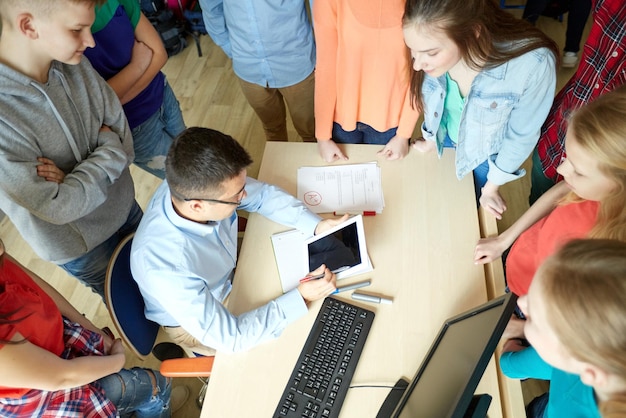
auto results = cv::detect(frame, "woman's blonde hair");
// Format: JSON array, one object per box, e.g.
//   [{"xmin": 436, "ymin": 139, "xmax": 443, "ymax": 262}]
[
  {"xmin": 539, "ymin": 238, "xmax": 626, "ymax": 416},
  {"xmin": 564, "ymin": 84, "xmax": 626, "ymax": 241},
  {"xmin": 402, "ymin": 0, "xmax": 558, "ymax": 113}
]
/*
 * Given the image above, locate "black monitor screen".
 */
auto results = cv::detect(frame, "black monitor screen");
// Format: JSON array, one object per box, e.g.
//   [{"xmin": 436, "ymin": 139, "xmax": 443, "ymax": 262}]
[{"xmin": 392, "ymin": 294, "xmax": 517, "ymax": 418}]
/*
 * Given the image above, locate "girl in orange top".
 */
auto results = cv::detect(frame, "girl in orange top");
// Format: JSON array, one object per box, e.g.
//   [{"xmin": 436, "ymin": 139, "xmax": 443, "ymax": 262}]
[
  {"xmin": 313, "ymin": 0, "xmax": 420, "ymax": 162},
  {"xmin": 475, "ymin": 84, "xmax": 626, "ymax": 298}
]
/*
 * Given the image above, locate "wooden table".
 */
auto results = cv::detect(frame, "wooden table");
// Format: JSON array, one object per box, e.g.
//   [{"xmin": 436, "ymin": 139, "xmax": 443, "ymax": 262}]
[{"xmin": 200, "ymin": 142, "xmax": 521, "ymax": 417}]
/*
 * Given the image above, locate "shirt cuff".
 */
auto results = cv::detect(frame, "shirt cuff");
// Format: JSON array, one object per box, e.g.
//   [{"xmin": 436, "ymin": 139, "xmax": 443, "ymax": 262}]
[
  {"xmin": 276, "ymin": 289, "xmax": 308, "ymax": 323},
  {"xmin": 499, "ymin": 351, "xmax": 517, "ymax": 378},
  {"xmin": 486, "ymin": 156, "xmax": 526, "ymax": 186},
  {"xmin": 299, "ymin": 210, "xmax": 322, "ymax": 237}
]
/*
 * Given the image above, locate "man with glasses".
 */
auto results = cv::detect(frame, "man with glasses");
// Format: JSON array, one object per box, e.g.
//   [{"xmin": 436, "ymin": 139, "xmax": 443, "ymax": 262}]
[{"xmin": 130, "ymin": 127, "xmax": 341, "ymax": 355}]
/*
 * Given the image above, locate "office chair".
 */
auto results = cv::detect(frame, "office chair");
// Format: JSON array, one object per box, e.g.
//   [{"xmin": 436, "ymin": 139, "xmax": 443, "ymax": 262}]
[{"xmin": 104, "ymin": 233, "xmax": 214, "ymax": 407}]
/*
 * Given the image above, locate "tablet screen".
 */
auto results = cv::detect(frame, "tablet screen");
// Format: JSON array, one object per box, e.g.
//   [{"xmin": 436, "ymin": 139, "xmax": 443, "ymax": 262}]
[{"xmin": 307, "ymin": 221, "xmax": 361, "ymax": 272}]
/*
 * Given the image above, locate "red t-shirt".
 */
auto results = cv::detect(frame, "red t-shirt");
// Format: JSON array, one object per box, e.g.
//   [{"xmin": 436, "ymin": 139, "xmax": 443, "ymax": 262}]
[
  {"xmin": 506, "ymin": 200, "xmax": 600, "ymax": 296},
  {"xmin": 0, "ymin": 259, "xmax": 64, "ymax": 398}
]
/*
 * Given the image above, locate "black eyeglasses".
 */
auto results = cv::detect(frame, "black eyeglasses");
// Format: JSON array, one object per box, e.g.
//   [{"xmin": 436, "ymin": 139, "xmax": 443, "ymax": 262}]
[
  {"xmin": 183, "ymin": 197, "xmax": 241, "ymax": 206},
  {"xmin": 182, "ymin": 184, "xmax": 246, "ymax": 206}
]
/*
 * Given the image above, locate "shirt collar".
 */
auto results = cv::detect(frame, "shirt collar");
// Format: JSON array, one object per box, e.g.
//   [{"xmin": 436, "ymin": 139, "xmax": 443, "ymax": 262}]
[{"xmin": 162, "ymin": 183, "xmax": 219, "ymax": 238}]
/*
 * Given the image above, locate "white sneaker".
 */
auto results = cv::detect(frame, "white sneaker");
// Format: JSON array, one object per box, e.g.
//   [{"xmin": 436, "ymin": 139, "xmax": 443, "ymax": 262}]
[
  {"xmin": 562, "ymin": 51, "xmax": 578, "ymax": 68},
  {"xmin": 170, "ymin": 385, "xmax": 190, "ymax": 415}
]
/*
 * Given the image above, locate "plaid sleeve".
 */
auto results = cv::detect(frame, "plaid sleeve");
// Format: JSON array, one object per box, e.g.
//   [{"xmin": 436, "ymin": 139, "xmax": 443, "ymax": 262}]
[
  {"xmin": 0, "ymin": 318, "xmax": 118, "ymax": 417},
  {"xmin": 536, "ymin": 0, "xmax": 626, "ymax": 181}
]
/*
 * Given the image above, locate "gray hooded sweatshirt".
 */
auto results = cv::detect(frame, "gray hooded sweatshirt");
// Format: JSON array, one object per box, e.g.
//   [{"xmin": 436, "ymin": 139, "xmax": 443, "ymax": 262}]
[{"xmin": 0, "ymin": 57, "xmax": 135, "ymax": 263}]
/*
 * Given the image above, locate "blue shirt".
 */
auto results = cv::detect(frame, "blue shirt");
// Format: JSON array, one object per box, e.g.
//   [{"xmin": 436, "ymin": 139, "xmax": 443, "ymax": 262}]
[
  {"xmin": 421, "ymin": 46, "xmax": 556, "ymax": 186},
  {"xmin": 199, "ymin": 0, "xmax": 315, "ymax": 88},
  {"xmin": 501, "ymin": 347, "xmax": 600, "ymax": 418},
  {"xmin": 130, "ymin": 179, "xmax": 321, "ymax": 353}
]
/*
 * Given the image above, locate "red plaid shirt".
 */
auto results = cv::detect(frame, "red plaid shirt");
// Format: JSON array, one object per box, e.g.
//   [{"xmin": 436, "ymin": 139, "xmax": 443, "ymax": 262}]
[
  {"xmin": 0, "ymin": 318, "xmax": 118, "ymax": 417},
  {"xmin": 536, "ymin": 0, "xmax": 626, "ymax": 181}
]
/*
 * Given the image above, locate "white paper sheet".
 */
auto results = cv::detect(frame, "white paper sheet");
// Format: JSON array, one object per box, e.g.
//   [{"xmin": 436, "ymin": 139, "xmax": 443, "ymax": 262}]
[{"xmin": 297, "ymin": 162, "xmax": 384, "ymax": 214}]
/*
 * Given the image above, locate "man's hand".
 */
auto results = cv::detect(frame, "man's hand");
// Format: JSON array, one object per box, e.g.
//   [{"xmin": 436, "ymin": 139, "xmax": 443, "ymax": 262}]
[
  {"xmin": 377, "ymin": 135, "xmax": 409, "ymax": 160},
  {"xmin": 479, "ymin": 182, "xmax": 507, "ymax": 219},
  {"xmin": 318, "ymin": 140, "xmax": 348, "ymax": 163},
  {"xmin": 36, "ymin": 157, "xmax": 66, "ymax": 184},
  {"xmin": 411, "ymin": 137, "xmax": 437, "ymax": 153},
  {"xmin": 474, "ymin": 236, "xmax": 507, "ymax": 264},
  {"xmin": 314, "ymin": 214, "xmax": 349, "ymax": 235},
  {"xmin": 298, "ymin": 264, "xmax": 337, "ymax": 303}
]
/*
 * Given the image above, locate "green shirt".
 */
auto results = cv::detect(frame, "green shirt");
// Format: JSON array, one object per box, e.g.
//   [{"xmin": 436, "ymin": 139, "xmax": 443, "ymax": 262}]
[{"xmin": 440, "ymin": 73, "xmax": 466, "ymax": 144}]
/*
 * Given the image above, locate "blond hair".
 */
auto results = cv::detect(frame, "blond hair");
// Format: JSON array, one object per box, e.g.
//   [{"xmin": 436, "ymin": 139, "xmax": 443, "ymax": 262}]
[
  {"xmin": 0, "ymin": 0, "xmax": 104, "ymax": 26},
  {"xmin": 539, "ymin": 238, "xmax": 626, "ymax": 416},
  {"xmin": 561, "ymin": 85, "xmax": 626, "ymax": 241}
]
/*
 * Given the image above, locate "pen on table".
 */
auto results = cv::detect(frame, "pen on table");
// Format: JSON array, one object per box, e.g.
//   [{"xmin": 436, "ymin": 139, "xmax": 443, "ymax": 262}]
[
  {"xmin": 351, "ymin": 291, "xmax": 393, "ymax": 305},
  {"xmin": 332, "ymin": 280, "xmax": 371, "ymax": 294},
  {"xmin": 333, "ymin": 211, "xmax": 376, "ymax": 217},
  {"xmin": 299, "ymin": 266, "xmax": 351, "ymax": 283}
]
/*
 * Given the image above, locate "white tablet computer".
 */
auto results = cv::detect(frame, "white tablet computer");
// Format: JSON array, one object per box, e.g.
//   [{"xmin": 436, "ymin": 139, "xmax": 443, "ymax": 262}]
[{"xmin": 271, "ymin": 215, "xmax": 372, "ymax": 292}]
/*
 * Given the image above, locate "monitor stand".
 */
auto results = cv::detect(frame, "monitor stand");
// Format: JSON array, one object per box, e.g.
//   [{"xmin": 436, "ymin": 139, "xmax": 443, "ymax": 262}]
[
  {"xmin": 464, "ymin": 394, "xmax": 492, "ymax": 418},
  {"xmin": 375, "ymin": 379, "xmax": 492, "ymax": 418},
  {"xmin": 375, "ymin": 378, "xmax": 410, "ymax": 418}
]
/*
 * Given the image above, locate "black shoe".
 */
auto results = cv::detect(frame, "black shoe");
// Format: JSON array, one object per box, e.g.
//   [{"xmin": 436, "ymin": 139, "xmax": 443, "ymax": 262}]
[{"xmin": 152, "ymin": 342, "xmax": 185, "ymax": 361}]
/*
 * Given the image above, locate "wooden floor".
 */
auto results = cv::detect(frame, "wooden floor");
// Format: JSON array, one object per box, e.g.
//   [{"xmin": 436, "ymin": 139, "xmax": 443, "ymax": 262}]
[{"xmin": 0, "ymin": 9, "xmax": 585, "ymax": 417}]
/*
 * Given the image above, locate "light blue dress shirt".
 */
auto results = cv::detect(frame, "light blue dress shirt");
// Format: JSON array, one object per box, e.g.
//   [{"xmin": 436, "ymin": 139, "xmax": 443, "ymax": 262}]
[
  {"xmin": 199, "ymin": 0, "xmax": 315, "ymax": 88},
  {"xmin": 501, "ymin": 347, "xmax": 600, "ymax": 418},
  {"xmin": 421, "ymin": 46, "xmax": 556, "ymax": 186},
  {"xmin": 130, "ymin": 178, "xmax": 321, "ymax": 353}
]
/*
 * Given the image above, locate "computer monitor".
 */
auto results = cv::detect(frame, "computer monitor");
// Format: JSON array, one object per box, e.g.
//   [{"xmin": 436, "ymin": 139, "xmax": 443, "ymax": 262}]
[{"xmin": 377, "ymin": 293, "xmax": 518, "ymax": 418}]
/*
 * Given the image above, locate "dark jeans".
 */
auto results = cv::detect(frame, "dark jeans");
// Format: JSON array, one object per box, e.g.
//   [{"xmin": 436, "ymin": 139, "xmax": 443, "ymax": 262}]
[
  {"xmin": 529, "ymin": 148, "xmax": 558, "ymax": 205},
  {"xmin": 59, "ymin": 201, "xmax": 143, "ymax": 299},
  {"xmin": 332, "ymin": 122, "xmax": 397, "ymax": 145},
  {"xmin": 522, "ymin": 0, "xmax": 592, "ymax": 52},
  {"xmin": 526, "ymin": 392, "xmax": 549, "ymax": 418},
  {"xmin": 98, "ymin": 368, "xmax": 172, "ymax": 418}
]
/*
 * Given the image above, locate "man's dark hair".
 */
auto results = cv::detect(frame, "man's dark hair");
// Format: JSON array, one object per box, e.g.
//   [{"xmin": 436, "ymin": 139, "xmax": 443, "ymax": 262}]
[{"xmin": 165, "ymin": 127, "xmax": 253, "ymax": 200}]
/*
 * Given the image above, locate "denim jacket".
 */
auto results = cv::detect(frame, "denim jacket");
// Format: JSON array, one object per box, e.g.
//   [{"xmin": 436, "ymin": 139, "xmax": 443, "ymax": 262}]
[{"xmin": 421, "ymin": 47, "xmax": 556, "ymax": 185}]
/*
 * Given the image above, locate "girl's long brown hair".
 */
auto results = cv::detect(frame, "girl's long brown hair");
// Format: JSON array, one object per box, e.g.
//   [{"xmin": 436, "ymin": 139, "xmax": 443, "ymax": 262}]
[{"xmin": 403, "ymin": 0, "xmax": 559, "ymax": 113}]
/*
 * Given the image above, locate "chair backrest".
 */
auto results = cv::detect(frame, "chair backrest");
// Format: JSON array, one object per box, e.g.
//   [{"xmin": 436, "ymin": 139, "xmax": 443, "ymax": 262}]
[{"xmin": 105, "ymin": 233, "xmax": 160, "ymax": 360}]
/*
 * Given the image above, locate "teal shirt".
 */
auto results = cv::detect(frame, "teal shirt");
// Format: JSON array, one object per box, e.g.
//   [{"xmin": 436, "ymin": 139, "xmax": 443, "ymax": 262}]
[
  {"xmin": 500, "ymin": 347, "xmax": 600, "ymax": 418},
  {"xmin": 439, "ymin": 72, "xmax": 465, "ymax": 145}
]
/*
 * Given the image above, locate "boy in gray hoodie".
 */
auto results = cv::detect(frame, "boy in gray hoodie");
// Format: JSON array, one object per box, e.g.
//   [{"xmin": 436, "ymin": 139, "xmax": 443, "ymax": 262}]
[{"xmin": 0, "ymin": 0, "xmax": 140, "ymax": 298}]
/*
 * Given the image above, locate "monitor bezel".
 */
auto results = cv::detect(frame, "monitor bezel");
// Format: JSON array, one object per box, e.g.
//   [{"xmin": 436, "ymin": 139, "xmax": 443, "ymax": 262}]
[{"xmin": 390, "ymin": 293, "xmax": 518, "ymax": 418}]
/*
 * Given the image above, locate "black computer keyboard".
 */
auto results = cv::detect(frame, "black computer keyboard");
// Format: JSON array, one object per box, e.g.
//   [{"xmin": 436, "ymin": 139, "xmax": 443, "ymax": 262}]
[{"xmin": 274, "ymin": 297, "xmax": 375, "ymax": 418}]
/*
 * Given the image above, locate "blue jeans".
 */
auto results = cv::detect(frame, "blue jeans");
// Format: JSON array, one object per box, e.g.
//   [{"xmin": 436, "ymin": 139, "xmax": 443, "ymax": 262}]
[
  {"xmin": 442, "ymin": 135, "xmax": 489, "ymax": 204},
  {"xmin": 132, "ymin": 80, "xmax": 186, "ymax": 179},
  {"xmin": 59, "ymin": 201, "xmax": 143, "ymax": 299},
  {"xmin": 332, "ymin": 122, "xmax": 397, "ymax": 145},
  {"xmin": 98, "ymin": 368, "xmax": 172, "ymax": 418},
  {"xmin": 526, "ymin": 392, "xmax": 549, "ymax": 418}
]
